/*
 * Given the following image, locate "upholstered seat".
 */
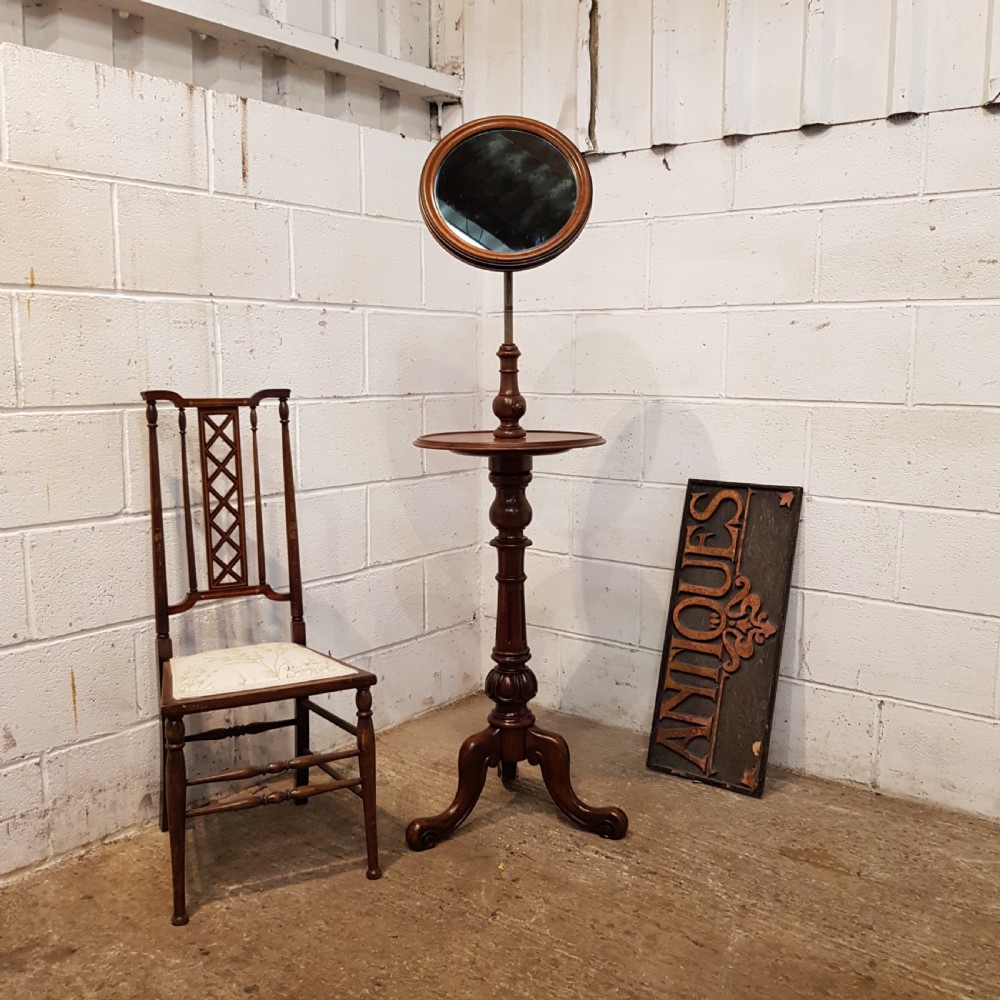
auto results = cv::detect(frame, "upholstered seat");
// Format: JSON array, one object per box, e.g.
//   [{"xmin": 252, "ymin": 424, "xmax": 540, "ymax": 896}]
[{"xmin": 168, "ymin": 642, "xmax": 359, "ymax": 700}]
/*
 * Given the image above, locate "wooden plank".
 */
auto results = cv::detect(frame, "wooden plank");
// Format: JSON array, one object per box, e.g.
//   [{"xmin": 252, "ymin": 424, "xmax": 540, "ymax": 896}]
[
  {"xmin": 890, "ymin": 0, "xmax": 991, "ymax": 115},
  {"xmin": 723, "ymin": 0, "xmax": 806, "ymax": 136},
  {"xmin": 591, "ymin": 0, "xmax": 652, "ymax": 151},
  {"xmin": 651, "ymin": 0, "xmax": 726, "ymax": 145},
  {"xmin": 802, "ymin": 0, "xmax": 893, "ymax": 126},
  {"xmin": 23, "ymin": 0, "xmax": 114, "ymax": 63},
  {"xmin": 647, "ymin": 480, "xmax": 802, "ymax": 796},
  {"xmin": 521, "ymin": 0, "xmax": 581, "ymax": 138},
  {"xmin": 121, "ymin": 0, "xmax": 460, "ymax": 100},
  {"xmin": 462, "ymin": 0, "xmax": 522, "ymax": 120}
]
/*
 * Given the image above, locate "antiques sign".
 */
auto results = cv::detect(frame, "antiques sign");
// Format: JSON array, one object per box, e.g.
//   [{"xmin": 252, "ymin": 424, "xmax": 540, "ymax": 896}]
[{"xmin": 646, "ymin": 480, "xmax": 802, "ymax": 795}]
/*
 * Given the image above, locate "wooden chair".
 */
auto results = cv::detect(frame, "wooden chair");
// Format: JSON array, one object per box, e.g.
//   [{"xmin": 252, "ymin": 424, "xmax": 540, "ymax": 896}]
[{"xmin": 142, "ymin": 389, "xmax": 380, "ymax": 926}]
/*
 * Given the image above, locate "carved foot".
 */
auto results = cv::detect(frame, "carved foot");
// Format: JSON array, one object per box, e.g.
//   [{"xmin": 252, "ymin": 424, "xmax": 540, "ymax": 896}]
[
  {"xmin": 526, "ymin": 726, "xmax": 628, "ymax": 840},
  {"xmin": 406, "ymin": 727, "xmax": 501, "ymax": 851}
]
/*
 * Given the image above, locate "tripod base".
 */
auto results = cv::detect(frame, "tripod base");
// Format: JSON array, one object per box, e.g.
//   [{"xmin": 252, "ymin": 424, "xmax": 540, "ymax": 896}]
[{"xmin": 405, "ymin": 723, "xmax": 629, "ymax": 851}]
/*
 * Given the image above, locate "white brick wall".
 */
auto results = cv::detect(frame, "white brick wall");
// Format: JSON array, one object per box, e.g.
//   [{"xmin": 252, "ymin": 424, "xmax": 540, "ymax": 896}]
[
  {"xmin": 4, "ymin": 45, "xmax": 209, "ymax": 187},
  {"xmin": 0, "ymin": 297, "xmax": 15, "ymax": 408},
  {"xmin": 913, "ymin": 306, "xmax": 1000, "ymax": 405},
  {"xmin": 0, "ymin": 169, "xmax": 115, "ymax": 287},
  {"xmin": 19, "ymin": 297, "xmax": 216, "ymax": 406},
  {"xmin": 820, "ymin": 194, "xmax": 1000, "ymax": 301},
  {"xmin": 733, "ymin": 118, "xmax": 923, "ymax": 208},
  {"xmin": 213, "ymin": 94, "xmax": 362, "ymax": 210},
  {"xmin": 486, "ymin": 109, "xmax": 1000, "ymax": 824},
  {"xmin": 217, "ymin": 303, "xmax": 363, "ymax": 398},
  {"xmin": 0, "ymin": 43, "xmax": 480, "ymax": 876},
  {"xmin": 575, "ymin": 312, "xmax": 726, "ymax": 397},
  {"xmin": 118, "ymin": 186, "xmax": 291, "ymax": 298},
  {"xmin": 650, "ymin": 211, "xmax": 819, "ymax": 307},
  {"xmin": 725, "ymin": 308, "xmax": 911, "ymax": 403}
]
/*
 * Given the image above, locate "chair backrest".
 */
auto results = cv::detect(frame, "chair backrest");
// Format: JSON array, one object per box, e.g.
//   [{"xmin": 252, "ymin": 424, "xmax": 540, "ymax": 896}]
[{"xmin": 141, "ymin": 389, "xmax": 305, "ymax": 675}]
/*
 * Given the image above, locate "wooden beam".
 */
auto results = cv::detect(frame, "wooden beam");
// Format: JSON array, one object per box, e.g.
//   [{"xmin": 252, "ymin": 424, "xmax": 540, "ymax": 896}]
[{"xmin": 119, "ymin": 0, "xmax": 461, "ymax": 101}]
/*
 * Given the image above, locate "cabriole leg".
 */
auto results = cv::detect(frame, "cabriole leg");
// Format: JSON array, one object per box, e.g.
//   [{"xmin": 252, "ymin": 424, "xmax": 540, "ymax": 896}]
[
  {"xmin": 526, "ymin": 726, "xmax": 628, "ymax": 840},
  {"xmin": 406, "ymin": 727, "xmax": 501, "ymax": 850}
]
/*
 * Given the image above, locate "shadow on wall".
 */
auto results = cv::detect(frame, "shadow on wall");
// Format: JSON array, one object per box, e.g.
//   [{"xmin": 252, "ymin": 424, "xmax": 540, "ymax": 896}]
[
  {"xmin": 562, "ymin": 402, "xmax": 704, "ymax": 734},
  {"xmin": 529, "ymin": 342, "xmax": 810, "ymax": 776}
]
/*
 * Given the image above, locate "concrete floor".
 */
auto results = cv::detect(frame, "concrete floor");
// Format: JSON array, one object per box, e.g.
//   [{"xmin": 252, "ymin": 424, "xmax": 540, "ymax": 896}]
[{"xmin": 2, "ymin": 695, "xmax": 998, "ymax": 999}]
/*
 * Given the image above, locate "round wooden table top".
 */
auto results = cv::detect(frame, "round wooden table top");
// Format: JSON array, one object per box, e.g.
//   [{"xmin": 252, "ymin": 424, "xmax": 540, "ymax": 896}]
[{"xmin": 415, "ymin": 429, "xmax": 605, "ymax": 457}]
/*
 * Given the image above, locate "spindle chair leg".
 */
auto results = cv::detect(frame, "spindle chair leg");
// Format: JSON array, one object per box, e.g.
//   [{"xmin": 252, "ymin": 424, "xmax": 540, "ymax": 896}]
[
  {"xmin": 159, "ymin": 719, "xmax": 168, "ymax": 833},
  {"xmin": 294, "ymin": 697, "xmax": 309, "ymax": 804},
  {"xmin": 356, "ymin": 687, "xmax": 381, "ymax": 880},
  {"xmin": 164, "ymin": 716, "xmax": 189, "ymax": 926}
]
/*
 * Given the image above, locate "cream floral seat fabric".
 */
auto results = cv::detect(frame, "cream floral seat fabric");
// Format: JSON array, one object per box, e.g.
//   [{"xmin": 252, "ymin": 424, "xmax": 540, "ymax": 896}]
[{"xmin": 169, "ymin": 642, "xmax": 358, "ymax": 699}]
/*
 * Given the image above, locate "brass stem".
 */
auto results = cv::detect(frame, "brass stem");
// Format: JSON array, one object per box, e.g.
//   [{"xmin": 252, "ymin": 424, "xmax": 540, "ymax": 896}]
[
  {"xmin": 493, "ymin": 271, "xmax": 525, "ymax": 439},
  {"xmin": 503, "ymin": 271, "xmax": 513, "ymax": 346}
]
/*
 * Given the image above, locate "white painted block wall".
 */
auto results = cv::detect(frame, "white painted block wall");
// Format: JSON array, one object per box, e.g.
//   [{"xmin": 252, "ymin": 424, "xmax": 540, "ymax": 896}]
[
  {"xmin": 483, "ymin": 113, "xmax": 1000, "ymax": 821},
  {"xmin": 0, "ymin": 42, "xmax": 481, "ymax": 875}
]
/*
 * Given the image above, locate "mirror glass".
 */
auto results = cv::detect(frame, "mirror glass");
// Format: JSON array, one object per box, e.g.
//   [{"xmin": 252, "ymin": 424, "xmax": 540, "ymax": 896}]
[{"xmin": 434, "ymin": 129, "xmax": 578, "ymax": 255}]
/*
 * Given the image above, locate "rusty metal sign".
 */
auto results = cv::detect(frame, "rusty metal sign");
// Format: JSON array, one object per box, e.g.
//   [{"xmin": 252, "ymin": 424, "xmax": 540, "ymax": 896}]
[{"xmin": 646, "ymin": 480, "xmax": 802, "ymax": 796}]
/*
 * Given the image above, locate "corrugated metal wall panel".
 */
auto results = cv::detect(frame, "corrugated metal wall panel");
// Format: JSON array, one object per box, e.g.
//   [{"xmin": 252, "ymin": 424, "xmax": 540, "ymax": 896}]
[
  {"xmin": 380, "ymin": 0, "xmax": 430, "ymax": 66},
  {"xmin": 890, "ymin": 0, "xmax": 991, "ymax": 115},
  {"xmin": 456, "ymin": 0, "xmax": 1000, "ymax": 150},
  {"xmin": 651, "ymin": 0, "xmax": 726, "ymax": 145},
  {"xmin": 521, "ymin": 0, "xmax": 583, "ymax": 142},
  {"xmin": 430, "ymin": 0, "xmax": 464, "ymax": 77},
  {"xmin": 723, "ymin": 0, "xmax": 806, "ymax": 136},
  {"xmin": 801, "ymin": 0, "xmax": 893, "ymax": 126},
  {"xmin": 592, "ymin": 0, "xmax": 653, "ymax": 151},
  {"xmin": 988, "ymin": 0, "xmax": 1000, "ymax": 104},
  {"xmin": 462, "ymin": 0, "xmax": 522, "ymax": 119},
  {"xmin": 334, "ymin": 0, "xmax": 380, "ymax": 50}
]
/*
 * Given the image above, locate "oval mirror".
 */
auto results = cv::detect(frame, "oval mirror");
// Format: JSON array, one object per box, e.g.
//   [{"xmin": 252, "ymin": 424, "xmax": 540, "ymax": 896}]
[{"xmin": 419, "ymin": 116, "xmax": 593, "ymax": 272}]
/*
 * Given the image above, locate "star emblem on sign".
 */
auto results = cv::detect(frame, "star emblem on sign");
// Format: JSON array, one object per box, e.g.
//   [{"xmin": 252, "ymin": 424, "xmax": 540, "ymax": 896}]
[{"xmin": 778, "ymin": 491, "xmax": 795, "ymax": 508}]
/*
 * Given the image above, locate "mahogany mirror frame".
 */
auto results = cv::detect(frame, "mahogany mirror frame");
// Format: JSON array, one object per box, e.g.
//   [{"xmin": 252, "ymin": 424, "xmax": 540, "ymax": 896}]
[{"xmin": 418, "ymin": 115, "xmax": 594, "ymax": 272}]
